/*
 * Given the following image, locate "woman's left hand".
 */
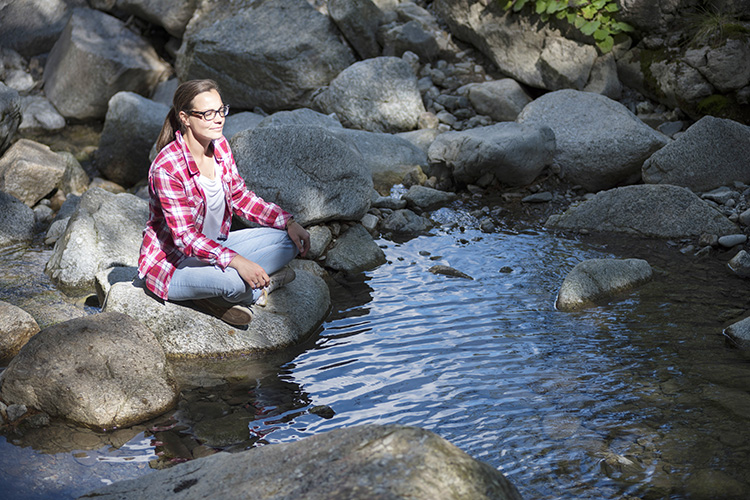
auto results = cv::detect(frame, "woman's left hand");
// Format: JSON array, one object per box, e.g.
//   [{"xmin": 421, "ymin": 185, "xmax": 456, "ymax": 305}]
[{"xmin": 287, "ymin": 220, "xmax": 310, "ymax": 257}]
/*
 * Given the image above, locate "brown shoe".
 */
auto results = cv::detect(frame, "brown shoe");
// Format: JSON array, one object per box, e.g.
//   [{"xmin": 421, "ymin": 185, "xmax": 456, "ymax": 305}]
[
  {"xmin": 256, "ymin": 268, "xmax": 296, "ymax": 307},
  {"xmin": 193, "ymin": 298, "xmax": 253, "ymax": 326}
]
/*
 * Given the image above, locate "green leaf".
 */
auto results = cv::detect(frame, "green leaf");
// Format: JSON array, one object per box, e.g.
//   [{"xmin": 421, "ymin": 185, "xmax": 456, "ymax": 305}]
[
  {"xmin": 581, "ymin": 5, "xmax": 597, "ymax": 19},
  {"xmin": 541, "ymin": 12, "xmax": 550, "ymax": 21},
  {"xmin": 574, "ymin": 15, "xmax": 587, "ymax": 29},
  {"xmin": 611, "ymin": 21, "xmax": 635, "ymax": 32},
  {"xmin": 593, "ymin": 28, "xmax": 609, "ymax": 40},
  {"xmin": 501, "ymin": 0, "xmax": 514, "ymax": 10},
  {"xmin": 596, "ymin": 35, "xmax": 614, "ymax": 53},
  {"xmin": 580, "ymin": 19, "xmax": 601, "ymax": 35},
  {"xmin": 592, "ymin": 0, "xmax": 607, "ymax": 8},
  {"xmin": 536, "ymin": 0, "xmax": 548, "ymax": 14},
  {"xmin": 604, "ymin": 2, "xmax": 619, "ymax": 12},
  {"xmin": 512, "ymin": 0, "xmax": 528, "ymax": 12}
]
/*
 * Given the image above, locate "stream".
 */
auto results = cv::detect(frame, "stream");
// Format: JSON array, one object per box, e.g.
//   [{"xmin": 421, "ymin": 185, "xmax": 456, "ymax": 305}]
[{"xmin": 2, "ymin": 199, "xmax": 750, "ymax": 499}]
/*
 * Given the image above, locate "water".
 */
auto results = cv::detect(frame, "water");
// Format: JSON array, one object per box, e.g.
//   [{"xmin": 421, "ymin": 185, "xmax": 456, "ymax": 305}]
[{"xmin": 2, "ymin": 204, "xmax": 750, "ymax": 499}]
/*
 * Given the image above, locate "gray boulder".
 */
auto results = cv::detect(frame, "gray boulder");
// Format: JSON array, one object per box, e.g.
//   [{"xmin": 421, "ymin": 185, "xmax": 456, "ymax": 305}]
[
  {"xmin": 381, "ymin": 208, "xmax": 432, "ymax": 235},
  {"xmin": 313, "ymin": 57, "xmax": 425, "ymax": 133},
  {"xmin": 80, "ymin": 424, "xmax": 523, "ymax": 500},
  {"xmin": 258, "ymin": 108, "xmax": 343, "ymax": 129},
  {"xmin": 45, "ymin": 188, "xmax": 148, "ymax": 292},
  {"xmin": 0, "ymin": 300, "xmax": 40, "ymax": 361},
  {"xmin": 428, "ymin": 122, "xmax": 555, "ymax": 186},
  {"xmin": 114, "ymin": 0, "xmax": 199, "ymax": 38},
  {"xmin": 616, "ymin": 0, "xmax": 697, "ymax": 33},
  {"xmin": 325, "ymin": 224, "xmax": 386, "ymax": 274},
  {"xmin": 537, "ymin": 36, "xmax": 598, "ymax": 91},
  {"xmin": 222, "ymin": 111, "xmax": 266, "ymax": 140},
  {"xmin": 0, "ymin": 312, "xmax": 177, "ymax": 429},
  {"xmin": 583, "ymin": 53, "xmax": 623, "ymax": 100},
  {"xmin": 0, "ymin": 191, "xmax": 35, "ymax": 248},
  {"xmin": 0, "ymin": 139, "xmax": 67, "ymax": 207},
  {"xmin": 725, "ymin": 315, "xmax": 750, "ymax": 350},
  {"xmin": 649, "ymin": 58, "xmax": 714, "ymax": 112},
  {"xmin": 58, "ymin": 152, "xmax": 90, "ymax": 197},
  {"xmin": 517, "ymin": 90, "xmax": 669, "ymax": 192},
  {"xmin": 545, "ymin": 184, "xmax": 739, "ymax": 238},
  {"xmin": 556, "ymin": 258, "xmax": 653, "ymax": 312},
  {"xmin": 19, "ymin": 95, "xmax": 66, "ymax": 131},
  {"xmin": 642, "ymin": 116, "xmax": 750, "ymax": 192},
  {"xmin": 403, "ymin": 185, "xmax": 456, "ymax": 211},
  {"xmin": 43, "ymin": 8, "xmax": 170, "ymax": 120},
  {"xmin": 97, "ymin": 92, "xmax": 170, "ymax": 187},
  {"xmin": 380, "ymin": 20, "xmax": 440, "ymax": 61},
  {"xmin": 328, "ymin": 0, "xmax": 384, "ymax": 60},
  {"xmin": 306, "ymin": 225, "xmax": 333, "ymax": 261},
  {"xmin": 176, "ymin": 0, "xmax": 355, "ymax": 112},
  {"xmin": 728, "ymin": 250, "xmax": 750, "ymax": 278},
  {"xmin": 464, "ymin": 79, "xmax": 532, "ymax": 122},
  {"xmin": 0, "ymin": 0, "xmax": 87, "ymax": 57},
  {"xmin": 231, "ymin": 125, "xmax": 372, "ymax": 226},
  {"xmin": 102, "ymin": 261, "xmax": 330, "ymax": 358},
  {"xmin": 0, "ymin": 82, "xmax": 21, "ymax": 156},
  {"xmin": 685, "ymin": 38, "xmax": 750, "ymax": 93}
]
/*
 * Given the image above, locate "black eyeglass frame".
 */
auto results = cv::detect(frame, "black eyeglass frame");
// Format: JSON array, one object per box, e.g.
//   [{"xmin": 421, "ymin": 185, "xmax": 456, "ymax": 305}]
[{"xmin": 185, "ymin": 105, "xmax": 230, "ymax": 121}]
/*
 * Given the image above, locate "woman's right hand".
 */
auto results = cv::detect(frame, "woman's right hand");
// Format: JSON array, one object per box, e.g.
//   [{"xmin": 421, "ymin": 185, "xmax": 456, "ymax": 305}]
[{"xmin": 229, "ymin": 255, "xmax": 269, "ymax": 289}]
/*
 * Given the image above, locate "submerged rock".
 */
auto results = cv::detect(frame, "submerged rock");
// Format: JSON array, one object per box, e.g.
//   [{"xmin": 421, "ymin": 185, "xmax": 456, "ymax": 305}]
[
  {"xmin": 0, "ymin": 312, "xmax": 177, "ymax": 430},
  {"xmin": 429, "ymin": 265, "xmax": 473, "ymax": 280},
  {"xmin": 80, "ymin": 424, "xmax": 523, "ymax": 500},
  {"xmin": 556, "ymin": 258, "xmax": 653, "ymax": 311}
]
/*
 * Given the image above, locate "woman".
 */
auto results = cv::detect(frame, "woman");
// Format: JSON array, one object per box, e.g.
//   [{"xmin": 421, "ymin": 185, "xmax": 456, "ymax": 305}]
[{"xmin": 138, "ymin": 79, "xmax": 309, "ymax": 326}]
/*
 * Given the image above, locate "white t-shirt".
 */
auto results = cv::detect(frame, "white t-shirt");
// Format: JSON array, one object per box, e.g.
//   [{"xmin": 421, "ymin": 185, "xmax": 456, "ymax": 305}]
[{"xmin": 197, "ymin": 160, "xmax": 225, "ymax": 241}]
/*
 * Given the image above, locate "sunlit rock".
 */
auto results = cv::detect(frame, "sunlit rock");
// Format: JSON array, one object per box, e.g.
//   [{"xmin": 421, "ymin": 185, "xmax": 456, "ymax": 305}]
[
  {"xmin": 0, "ymin": 300, "xmax": 40, "ymax": 361},
  {"xmin": 556, "ymin": 258, "xmax": 653, "ymax": 311}
]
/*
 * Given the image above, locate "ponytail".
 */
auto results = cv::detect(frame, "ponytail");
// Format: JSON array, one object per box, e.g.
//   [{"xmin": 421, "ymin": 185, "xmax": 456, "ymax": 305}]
[
  {"xmin": 154, "ymin": 79, "xmax": 222, "ymax": 153},
  {"xmin": 155, "ymin": 107, "xmax": 181, "ymax": 152}
]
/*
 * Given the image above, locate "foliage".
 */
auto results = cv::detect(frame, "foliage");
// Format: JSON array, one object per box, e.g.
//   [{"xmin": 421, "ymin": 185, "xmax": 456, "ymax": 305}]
[
  {"xmin": 682, "ymin": 6, "xmax": 750, "ymax": 48},
  {"xmin": 499, "ymin": 0, "xmax": 634, "ymax": 53}
]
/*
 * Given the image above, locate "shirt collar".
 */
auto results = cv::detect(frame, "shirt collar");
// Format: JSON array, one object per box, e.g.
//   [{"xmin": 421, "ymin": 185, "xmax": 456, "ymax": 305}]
[{"xmin": 176, "ymin": 130, "xmax": 225, "ymax": 176}]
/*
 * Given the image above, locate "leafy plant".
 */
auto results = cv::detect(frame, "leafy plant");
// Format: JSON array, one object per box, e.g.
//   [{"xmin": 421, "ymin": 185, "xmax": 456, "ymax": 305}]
[{"xmin": 500, "ymin": 0, "xmax": 634, "ymax": 53}]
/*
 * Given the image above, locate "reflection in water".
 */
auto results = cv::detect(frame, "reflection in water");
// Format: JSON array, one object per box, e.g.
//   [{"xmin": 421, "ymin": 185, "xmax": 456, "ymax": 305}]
[{"xmin": 2, "ymin": 206, "xmax": 750, "ymax": 499}]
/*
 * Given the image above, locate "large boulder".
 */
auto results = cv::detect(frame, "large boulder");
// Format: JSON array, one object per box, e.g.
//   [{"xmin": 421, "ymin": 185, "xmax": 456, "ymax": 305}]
[
  {"xmin": 0, "ymin": 82, "xmax": 22, "ymax": 156},
  {"xmin": 517, "ymin": 90, "xmax": 669, "ymax": 192},
  {"xmin": 616, "ymin": 0, "xmax": 699, "ymax": 33},
  {"xmin": 328, "ymin": 0, "xmax": 384, "ymax": 60},
  {"xmin": 81, "ymin": 424, "xmax": 523, "ymax": 500},
  {"xmin": 324, "ymin": 223, "xmax": 386, "ymax": 274},
  {"xmin": 427, "ymin": 122, "xmax": 555, "ymax": 187},
  {"xmin": 112, "ymin": 0, "xmax": 199, "ymax": 38},
  {"xmin": 176, "ymin": 0, "xmax": 355, "ymax": 112},
  {"xmin": 43, "ymin": 8, "xmax": 170, "ymax": 120},
  {"xmin": 96, "ymin": 92, "xmax": 170, "ymax": 187},
  {"xmin": 0, "ymin": 312, "xmax": 177, "ymax": 430},
  {"xmin": 463, "ymin": 79, "xmax": 532, "ymax": 122},
  {"xmin": 45, "ymin": 188, "xmax": 148, "ymax": 292},
  {"xmin": 545, "ymin": 184, "xmax": 739, "ymax": 238},
  {"xmin": 642, "ymin": 116, "xmax": 750, "ymax": 191},
  {"xmin": 0, "ymin": 300, "xmax": 40, "ymax": 361},
  {"xmin": 313, "ymin": 57, "xmax": 425, "ymax": 133},
  {"xmin": 230, "ymin": 125, "xmax": 372, "ymax": 226},
  {"xmin": 0, "ymin": 139, "xmax": 68, "ymax": 207},
  {"xmin": 102, "ymin": 261, "xmax": 330, "ymax": 358},
  {"xmin": 434, "ymin": 0, "xmax": 597, "ymax": 91},
  {"xmin": 556, "ymin": 258, "xmax": 653, "ymax": 311},
  {"xmin": 0, "ymin": 0, "xmax": 88, "ymax": 57},
  {"xmin": 0, "ymin": 190, "xmax": 35, "ymax": 249}
]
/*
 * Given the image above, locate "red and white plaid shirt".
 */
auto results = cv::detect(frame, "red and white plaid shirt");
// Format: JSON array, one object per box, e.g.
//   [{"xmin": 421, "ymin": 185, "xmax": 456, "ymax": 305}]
[{"xmin": 138, "ymin": 130, "xmax": 291, "ymax": 300}]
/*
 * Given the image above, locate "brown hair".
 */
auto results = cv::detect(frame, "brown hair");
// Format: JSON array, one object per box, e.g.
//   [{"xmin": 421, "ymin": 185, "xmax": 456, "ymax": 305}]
[{"xmin": 155, "ymin": 79, "xmax": 221, "ymax": 152}]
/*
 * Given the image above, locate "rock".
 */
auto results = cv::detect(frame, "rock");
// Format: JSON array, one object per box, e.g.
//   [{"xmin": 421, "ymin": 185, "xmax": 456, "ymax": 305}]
[
  {"xmin": 58, "ymin": 152, "xmax": 90, "ymax": 196},
  {"xmin": 380, "ymin": 20, "xmax": 440, "ymax": 61},
  {"xmin": 103, "ymin": 262, "xmax": 329, "ymax": 358},
  {"xmin": 177, "ymin": 0, "xmax": 355, "ymax": 112},
  {"xmin": 0, "ymin": 0, "xmax": 87, "ymax": 57},
  {"xmin": 0, "ymin": 139, "xmax": 68, "ymax": 207},
  {"xmin": 231, "ymin": 125, "xmax": 372, "ymax": 226},
  {"xmin": 465, "ymin": 79, "xmax": 532, "ymax": 122},
  {"xmin": 538, "ymin": 36, "xmax": 597, "ymax": 91},
  {"xmin": 43, "ymin": 8, "xmax": 170, "ymax": 120},
  {"xmin": 45, "ymin": 188, "xmax": 148, "ymax": 292},
  {"xmin": 397, "ymin": 128, "xmax": 441, "ymax": 153},
  {"xmin": 306, "ymin": 225, "xmax": 333, "ymax": 261},
  {"xmin": 556, "ymin": 258, "xmax": 653, "ymax": 311},
  {"xmin": 360, "ymin": 213, "xmax": 379, "ymax": 233},
  {"xmin": 95, "ymin": 266, "xmax": 138, "ymax": 305},
  {"xmin": 522, "ymin": 192, "xmax": 553, "ymax": 203},
  {"xmin": 728, "ymin": 250, "xmax": 750, "ymax": 278},
  {"xmin": 313, "ymin": 57, "xmax": 425, "ymax": 133},
  {"xmin": 0, "ymin": 301, "xmax": 40, "ymax": 361},
  {"xmin": 616, "ymin": 0, "xmax": 696, "ymax": 33},
  {"xmin": 648, "ymin": 58, "xmax": 714, "ymax": 114},
  {"xmin": 96, "ymin": 92, "xmax": 170, "ymax": 187},
  {"xmin": 583, "ymin": 53, "xmax": 623, "ymax": 100},
  {"xmin": 545, "ymin": 184, "xmax": 739, "ymax": 238},
  {"xmin": 403, "ymin": 185, "xmax": 456, "ymax": 211},
  {"xmin": 429, "ymin": 265, "xmax": 473, "ymax": 279},
  {"xmin": 718, "ymin": 234, "xmax": 747, "ymax": 248},
  {"xmin": 517, "ymin": 89, "xmax": 669, "ymax": 192},
  {"xmin": 113, "ymin": 0, "xmax": 199, "ymax": 38},
  {"xmin": 725, "ymin": 315, "xmax": 750, "ymax": 349},
  {"xmin": 0, "ymin": 190, "xmax": 35, "ymax": 248},
  {"xmin": 18, "ymin": 95, "xmax": 66, "ymax": 131},
  {"xmin": 381, "ymin": 208, "xmax": 432, "ymax": 235},
  {"xmin": 702, "ymin": 187, "xmax": 737, "ymax": 205},
  {"xmin": 325, "ymin": 224, "xmax": 386, "ymax": 274},
  {"xmin": 5, "ymin": 403, "xmax": 27, "ymax": 422},
  {"xmin": 642, "ymin": 116, "xmax": 750, "ymax": 192},
  {"xmin": 685, "ymin": 38, "xmax": 750, "ymax": 93},
  {"xmin": 258, "ymin": 108, "xmax": 343, "ymax": 130},
  {"xmin": 657, "ymin": 121, "xmax": 685, "ymax": 138},
  {"xmin": 81, "ymin": 424, "xmax": 522, "ymax": 500},
  {"xmin": 427, "ymin": 122, "xmax": 555, "ymax": 187},
  {"xmin": 222, "ymin": 111, "xmax": 266, "ymax": 140},
  {"xmin": 0, "ymin": 312, "xmax": 176, "ymax": 429},
  {"xmin": 328, "ymin": 0, "xmax": 383, "ymax": 60},
  {"xmin": 0, "ymin": 82, "xmax": 22, "ymax": 156}
]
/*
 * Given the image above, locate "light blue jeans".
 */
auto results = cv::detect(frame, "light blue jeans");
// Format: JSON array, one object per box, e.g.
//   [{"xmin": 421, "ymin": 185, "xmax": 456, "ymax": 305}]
[{"xmin": 168, "ymin": 227, "xmax": 298, "ymax": 305}]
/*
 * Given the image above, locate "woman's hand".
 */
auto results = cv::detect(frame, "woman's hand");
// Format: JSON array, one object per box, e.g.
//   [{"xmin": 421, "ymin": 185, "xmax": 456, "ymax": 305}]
[
  {"xmin": 229, "ymin": 255, "xmax": 269, "ymax": 289},
  {"xmin": 287, "ymin": 220, "xmax": 310, "ymax": 257}
]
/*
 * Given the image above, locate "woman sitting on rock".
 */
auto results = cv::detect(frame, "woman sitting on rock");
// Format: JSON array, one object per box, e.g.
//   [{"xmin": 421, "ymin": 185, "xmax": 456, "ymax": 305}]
[{"xmin": 138, "ymin": 79, "xmax": 309, "ymax": 326}]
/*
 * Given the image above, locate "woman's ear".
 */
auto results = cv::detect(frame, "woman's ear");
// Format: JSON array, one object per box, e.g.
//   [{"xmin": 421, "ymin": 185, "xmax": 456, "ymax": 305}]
[{"xmin": 178, "ymin": 110, "xmax": 190, "ymax": 128}]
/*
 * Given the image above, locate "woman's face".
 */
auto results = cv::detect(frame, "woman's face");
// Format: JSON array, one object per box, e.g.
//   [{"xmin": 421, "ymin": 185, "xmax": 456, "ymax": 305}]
[{"xmin": 180, "ymin": 89, "xmax": 225, "ymax": 144}]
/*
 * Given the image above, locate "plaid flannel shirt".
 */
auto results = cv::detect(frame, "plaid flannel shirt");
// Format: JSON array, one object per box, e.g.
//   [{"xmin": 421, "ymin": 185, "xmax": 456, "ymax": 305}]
[{"xmin": 138, "ymin": 130, "xmax": 291, "ymax": 300}]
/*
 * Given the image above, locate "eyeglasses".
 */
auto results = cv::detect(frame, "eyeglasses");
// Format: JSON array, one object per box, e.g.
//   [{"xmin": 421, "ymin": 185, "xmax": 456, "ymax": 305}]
[{"xmin": 186, "ymin": 105, "xmax": 230, "ymax": 121}]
